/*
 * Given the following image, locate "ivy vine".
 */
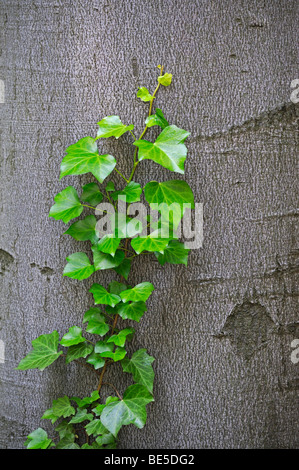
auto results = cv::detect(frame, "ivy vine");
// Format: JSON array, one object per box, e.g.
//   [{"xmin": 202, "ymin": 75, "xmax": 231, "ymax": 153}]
[{"xmin": 17, "ymin": 66, "xmax": 195, "ymax": 449}]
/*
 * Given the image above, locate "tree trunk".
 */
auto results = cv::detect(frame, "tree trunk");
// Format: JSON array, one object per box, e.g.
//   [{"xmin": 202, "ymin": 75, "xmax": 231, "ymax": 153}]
[{"xmin": 0, "ymin": 0, "xmax": 298, "ymax": 449}]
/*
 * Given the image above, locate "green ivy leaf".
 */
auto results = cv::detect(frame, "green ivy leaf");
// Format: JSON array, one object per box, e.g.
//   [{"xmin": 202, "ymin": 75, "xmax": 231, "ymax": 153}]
[
  {"xmin": 120, "ymin": 282, "xmax": 154, "ymax": 303},
  {"xmin": 137, "ymin": 87, "xmax": 154, "ymax": 102},
  {"xmin": 111, "ymin": 181, "xmax": 142, "ymax": 203},
  {"xmin": 83, "ymin": 308, "xmax": 110, "ymax": 336},
  {"xmin": 24, "ymin": 428, "xmax": 53, "ymax": 449},
  {"xmin": 96, "ymin": 116, "xmax": 134, "ymax": 139},
  {"xmin": 60, "ymin": 137, "xmax": 116, "ymax": 183},
  {"xmin": 81, "ymin": 442, "xmax": 102, "ymax": 449},
  {"xmin": 85, "ymin": 419, "xmax": 107, "ymax": 437},
  {"xmin": 71, "ymin": 391, "xmax": 100, "ymax": 408},
  {"xmin": 16, "ymin": 331, "xmax": 63, "ymax": 371},
  {"xmin": 117, "ymin": 301, "xmax": 147, "ymax": 322},
  {"xmin": 56, "ymin": 439, "xmax": 79, "ymax": 449},
  {"xmin": 81, "ymin": 182, "xmax": 104, "ymax": 206},
  {"xmin": 145, "ymin": 108, "xmax": 169, "ymax": 129},
  {"xmin": 41, "ymin": 408, "xmax": 60, "ymax": 425},
  {"xmin": 106, "ymin": 181, "xmax": 115, "ymax": 192},
  {"xmin": 134, "ymin": 125, "xmax": 190, "ymax": 174},
  {"xmin": 93, "ymin": 397, "xmax": 119, "ymax": 416},
  {"xmin": 64, "ymin": 215, "xmax": 99, "ymax": 244},
  {"xmin": 94, "ymin": 340, "xmax": 114, "ymax": 354},
  {"xmin": 96, "ymin": 235, "xmax": 121, "ymax": 257},
  {"xmin": 130, "ymin": 231, "xmax": 170, "ymax": 254},
  {"xmin": 95, "ymin": 433, "xmax": 116, "ymax": 447},
  {"xmin": 60, "ymin": 326, "xmax": 86, "ymax": 347},
  {"xmin": 52, "ymin": 396, "xmax": 75, "ymax": 419},
  {"xmin": 92, "ymin": 247, "xmax": 125, "ymax": 271},
  {"xmin": 89, "ymin": 284, "xmax": 121, "ymax": 307},
  {"xmin": 113, "ymin": 258, "xmax": 132, "ymax": 280},
  {"xmin": 155, "ymin": 240, "xmax": 190, "ymax": 266},
  {"xmin": 65, "ymin": 342, "xmax": 93, "ymax": 364},
  {"xmin": 99, "ymin": 347, "xmax": 127, "ymax": 362},
  {"xmin": 55, "ymin": 421, "xmax": 75, "ymax": 440},
  {"xmin": 107, "ymin": 328, "xmax": 135, "ymax": 347},
  {"xmin": 69, "ymin": 408, "xmax": 93, "ymax": 424},
  {"xmin": 49, "ymin": 186, "xmax": 83, "ymax": 224},
  {"xmin": 86, "ymin": 352, "xmax": 106, "ymax": 370},
  {"xmin": 108, "ymin": 280, "xmax": 128, "ymax": 294},
  {"xmin": 100, "ymin": 384, "xmax": 154, "ymax": 437},
  {"xmin": 144, "ymin": 179, "xmax": 194, "ymax": 228},
  {"xmin": 122, "ymin": 349, "xmax": 155, "ymax": 393},
  {"xmin": 63, "ymin": 252, "xmax": 95, "ymax": 280},
  {"xmin": 158, "ymin": 72, "xmax": 172, "ymax": 86}
]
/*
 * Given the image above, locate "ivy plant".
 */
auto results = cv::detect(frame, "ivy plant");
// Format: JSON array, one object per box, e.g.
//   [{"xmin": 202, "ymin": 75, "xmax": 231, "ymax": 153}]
[{"xmin": 17, "ymin": 66, "xmax": 195, "ymax": 449}]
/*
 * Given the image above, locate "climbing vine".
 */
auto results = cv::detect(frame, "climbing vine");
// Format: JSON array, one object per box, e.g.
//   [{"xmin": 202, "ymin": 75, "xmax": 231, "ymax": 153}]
[{"xmin": 17, "ymin": 66, "xmax": 195, "ymax": 449}]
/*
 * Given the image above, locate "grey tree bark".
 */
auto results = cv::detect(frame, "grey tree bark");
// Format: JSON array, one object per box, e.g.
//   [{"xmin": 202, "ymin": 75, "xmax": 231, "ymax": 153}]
[{"xmin": 0, "ymin": 0, "xmax": 298, "ymax": 449}]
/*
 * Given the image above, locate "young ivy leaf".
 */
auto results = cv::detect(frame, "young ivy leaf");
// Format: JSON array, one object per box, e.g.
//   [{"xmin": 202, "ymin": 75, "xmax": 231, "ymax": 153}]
[
  {"xmin": 16, "ymin": 331, "xmax": 63, "ymax": 371},
  {"xmin": 65, "ymin": 342, "xmax": 93, "ymax": 364},
  {"xmin": 107, "ymin": 328, "xmax": 135, "ymax": 348},
  {"xmin": 85, "ymin": 419, "xmax": 107, "ymax": 437},
  {"xmin": 121, "ymin": 349, "xmax": 155, "ymax": 393},
  {"xmin": 105, "ymin": 181, "xmax": 115, "ymax": 192},
  {"xmin": 49, "ymin": 186, "xmax": 83, "ymax": 224},
  {"xmin": 52, "ymin": 396, "xmax": 76, "ymax": 419},
  {"xmin": 92, "ymin": 247, "xmax": 124, "ymax": 270},
  {"xmin": 24, "ymin": 428, "xmax": 54, "ymax": 450},
  {"xmin": 86, "ymin": 352, "xmax": 106, "ymax": 370},
  {"xmin": 100, "ymin": 384, "xmax": 154, "ymax": 437},
  {"xmin": 108, "ymin": 280, "xmax": 128, "ymax": 295},
  {"xmin": 94, "ymin": 340, "xmax": 114, "ymax": 354},
  {"xmin": 60, "ymin": 326, "xmax": 86, "ymax": 347},
  {"xmin": 83, "ymin": 308, "xmax": 110, "ymax": 336},
  {"xmin": 117, "ymin": 301, "xmax": 147, "ymax": 322},
  {"xmin": 99, "ymin": 347, "xmax": 127, "ymax": 362},
  {"xmin": 81, "ymin": 182, "xmax": 103, "ymax": 206},
  {"xmin": 63, "ymin": 252, "xmax": 95, "ymax": 280},
  {"xmin": 145, "ymin": 108, "xmax": 169, "ymax": 130},
  {"xmin": 120, "ymin": 282, "xmax": 154, "ymax": 303},
  {"xmin": 96, "ymin": 235, "xmax": 122, "ymax": 257},
  {"xmin": 71, "ymin": 391, "xmax": 100, "ymax": 408},
  {"xmin": 111, "ymin": 181, "xmax": 142, "ymax": 203},
  {"xmin": 96, "ymin": 116, "xmax": 134, "ymax": 139},
  {"xmin": 64, "ymin": 215, "xmax": 99, "ymax": 244},
  {"xmin": 131, "ymin": 231, "xmax": 170, "ymax": 255},
  {"xmin": 60, "ymin": 137, "xmax": 116, "ymax": 183},
  {"xmin": 89, "ymin": 284, "xmax": 121, "ymax": 307},
  {"xmin": 158, "ymin": 72, "xmax": 172, "ymax": 86},
  {"xmin": 155, "ymin": 240, "xmax": 190, "ymax": 266},
  {"xmin": 137, "ymin": 87, "xmax": 154, "ymax": 102},
  {"xmin": 113, "ymin": 257, "xmax": 132, "ymax": 281},
  {"xmin": 144, "ymin": 180, "xmax": 195, "ymax": 229},
  {"xmin": 55, "ymin": 421, "xmax": 75, "ymax": 440},
  {"xmin": 134, "ymin": 125, "xmax": 190, "ymax": 174},
  {"xmin": 69, "ymin": 408, "xmax": 93, "ymax": 424}
]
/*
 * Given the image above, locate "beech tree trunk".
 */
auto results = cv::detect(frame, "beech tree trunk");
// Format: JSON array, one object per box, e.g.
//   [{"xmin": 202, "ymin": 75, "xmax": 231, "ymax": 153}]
[{"xmin": 0, "ymin": 0, "xmax": 298, "ymax": 449}]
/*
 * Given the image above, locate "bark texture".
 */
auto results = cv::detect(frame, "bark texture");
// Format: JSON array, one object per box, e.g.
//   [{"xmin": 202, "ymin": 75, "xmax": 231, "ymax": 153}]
[{"xmin": 0, "ymin": 0, "xmax": 298, "ymax": 449}]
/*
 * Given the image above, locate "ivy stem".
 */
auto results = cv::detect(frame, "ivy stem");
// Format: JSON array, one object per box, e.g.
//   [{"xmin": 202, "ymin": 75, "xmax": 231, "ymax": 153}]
[
  {"xmin": 114, "ymin": 168, "xmax": 129, "ymax": 183},
  {"xmin": 82, "ymin": 203, "xmax": 96, "ymax": 210},
  {"xmin": 102, "ymin": 382, "xmax": 123, "ymax": 400},
  {"xmin": 97, "ymin": 311, "xmax": 119, "ymax": 392},
  {"xmin": 128, "ymin": 65, "xmax": 164, "ymax": 183},
  {"xmin": 97, "ymin": 238, "xmax": 129, "ymax": 394},
  {"xmin": 129, "ymin": 130, "xmax": 137, "ymax": 141}
]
